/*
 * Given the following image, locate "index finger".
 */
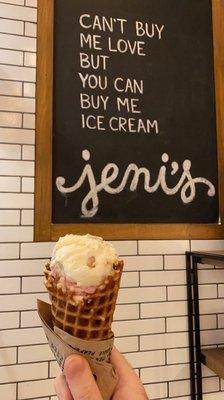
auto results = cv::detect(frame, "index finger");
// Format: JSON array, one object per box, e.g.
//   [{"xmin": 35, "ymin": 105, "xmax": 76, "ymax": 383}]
[{"xmin": 110, "ymin": 346, "xmax": 139, "ymax": 383}]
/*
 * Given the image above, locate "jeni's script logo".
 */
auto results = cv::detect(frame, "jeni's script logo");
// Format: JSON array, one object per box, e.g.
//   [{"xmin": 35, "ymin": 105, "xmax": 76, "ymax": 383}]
[{"xmin": 56, "ymin": 149, "xmax": 215, "ymax": 218}]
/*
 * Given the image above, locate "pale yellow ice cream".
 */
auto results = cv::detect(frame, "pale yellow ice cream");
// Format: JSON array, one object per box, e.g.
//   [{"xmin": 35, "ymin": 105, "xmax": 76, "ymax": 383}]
[{"xmin": 50, "ymin": 234, "xmax": 119, "ymax": 286}]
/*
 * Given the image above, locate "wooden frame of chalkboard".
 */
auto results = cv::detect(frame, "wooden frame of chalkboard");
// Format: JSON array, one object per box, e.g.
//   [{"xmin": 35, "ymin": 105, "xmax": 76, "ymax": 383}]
[{"xmin": 35, "ymin": 0, "xmax": 224, "ymax": 241}]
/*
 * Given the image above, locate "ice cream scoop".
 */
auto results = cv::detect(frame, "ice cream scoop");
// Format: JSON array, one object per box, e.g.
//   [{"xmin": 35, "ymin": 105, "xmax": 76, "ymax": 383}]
[{"xmin": 49, "ymin": 234, "xmax": 119, "ymax": 286}]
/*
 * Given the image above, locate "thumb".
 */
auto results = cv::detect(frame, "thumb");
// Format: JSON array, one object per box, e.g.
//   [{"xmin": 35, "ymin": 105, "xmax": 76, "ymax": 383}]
[{"xmin": 64, "ymin": 354, "xmax": 103, "ymax": 400}]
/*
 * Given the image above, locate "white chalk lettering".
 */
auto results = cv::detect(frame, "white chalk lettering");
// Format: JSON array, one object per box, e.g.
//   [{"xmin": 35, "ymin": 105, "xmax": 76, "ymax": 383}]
[
  {"xmin": 80, "ymin": 53, "xmax": 109, "ymax": 70},
  {"xmin": 114, "ymin": 78, "xmax": 144, "ymax": 94},
  {"xmin": 135, "ymin": 22, "xmax": 165, "ymax": 39},
  {"xmin": 79, "ymin": 14, "xmax": 91, "ymax": 29},
  {"xmin": 78, "ymin": 73, "xmax": 108, "ymax": 90},
  {"xmin": 80, "ymin": 33, "xmax": 102, "ymax": 50},
  {"xmin": 108, "ymin": 37, "xmax": 146, "ymax": 56},
  {"xmin": 56, "ymin": 150, "xmax": 216, "ymax": 218},
  {"xmin": 117, "ymin": 98, "xmax": 141, "ymax": 113},
  {"xmin": 81, "ymin": 114, "xmax": 105, "ymax": 130},
  {"xmin": 80, "ymin": 94, "xmax": 109, "ymax": 110},
  {"xmin": 109, "ymin": 117, "xmax": 158, "ymax": 133},
  {"xmin": 79, "ymin": 14, "xmax": 127, "ymax": 34}
]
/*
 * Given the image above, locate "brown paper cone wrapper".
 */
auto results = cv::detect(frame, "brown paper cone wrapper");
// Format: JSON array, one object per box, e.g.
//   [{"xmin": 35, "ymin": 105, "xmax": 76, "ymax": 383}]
[{"xmin": 37, "ymin": 300, "xmax": 118, "ymax": 400}]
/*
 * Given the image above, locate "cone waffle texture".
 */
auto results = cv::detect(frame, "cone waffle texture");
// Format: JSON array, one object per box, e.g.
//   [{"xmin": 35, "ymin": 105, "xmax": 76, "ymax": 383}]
[{"xmin": 44, "ymin": 261, "xmax": 123, "ymax": 340}]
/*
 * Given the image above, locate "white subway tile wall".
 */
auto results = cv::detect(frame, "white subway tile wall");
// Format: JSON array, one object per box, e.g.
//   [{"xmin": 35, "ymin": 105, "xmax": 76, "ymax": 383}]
[{"xmin": 0, "ymin": 3, "xmax": 223, "ymax": 400}]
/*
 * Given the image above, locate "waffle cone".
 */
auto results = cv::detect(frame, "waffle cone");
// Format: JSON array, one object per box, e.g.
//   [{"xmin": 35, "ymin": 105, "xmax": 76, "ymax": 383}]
[{"xmin": 44, "ymin": 261, "xmax": 123, "ymax": 340}]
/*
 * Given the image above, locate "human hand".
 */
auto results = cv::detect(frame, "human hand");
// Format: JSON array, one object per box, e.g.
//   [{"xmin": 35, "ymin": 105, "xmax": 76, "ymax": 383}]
[{"xmin": 54, "ymin": 346, "xmax": 149, "ymax": 400}]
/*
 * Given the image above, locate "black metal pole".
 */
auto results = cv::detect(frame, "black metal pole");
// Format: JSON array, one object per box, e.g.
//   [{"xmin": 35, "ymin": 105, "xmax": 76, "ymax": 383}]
[
  {"xmin": 186, "ymin": 253, "xmax": 196, "ymax": 400},
  {"xmin": 192, "ymin": 256, "xmax": 202, "ymax": 400}
]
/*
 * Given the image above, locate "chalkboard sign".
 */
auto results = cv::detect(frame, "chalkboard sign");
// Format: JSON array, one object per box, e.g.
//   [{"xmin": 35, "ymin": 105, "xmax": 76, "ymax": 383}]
[{"xmin": 35, "ymin": 0, "xmax": 224, "ymax": 240}]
